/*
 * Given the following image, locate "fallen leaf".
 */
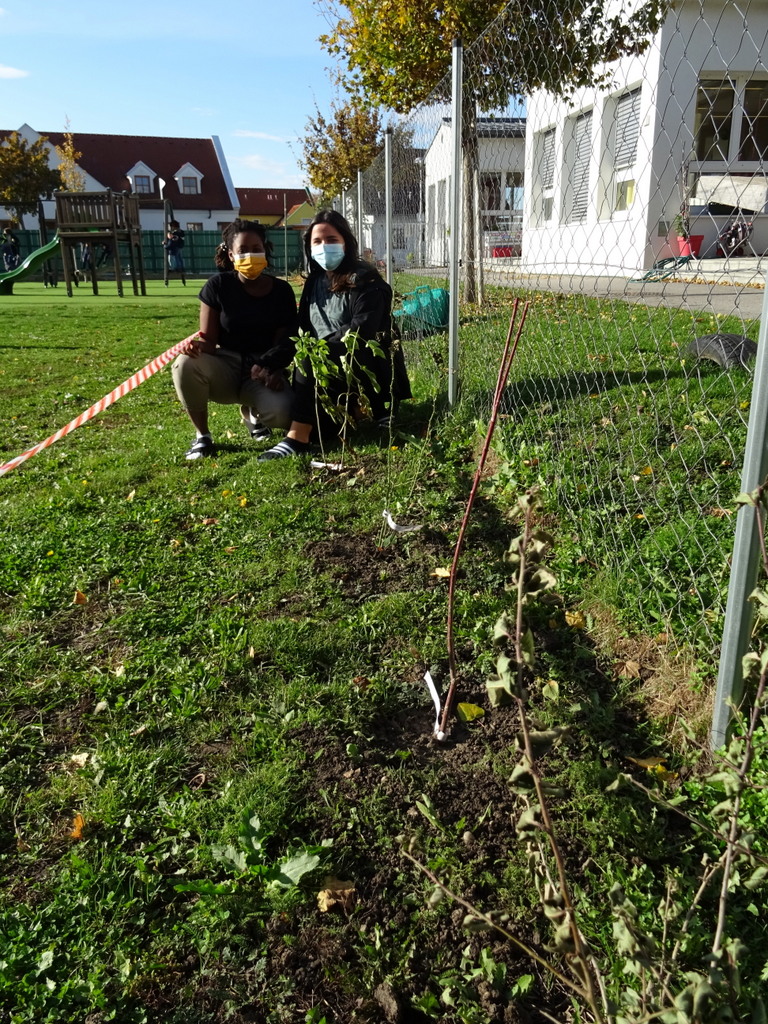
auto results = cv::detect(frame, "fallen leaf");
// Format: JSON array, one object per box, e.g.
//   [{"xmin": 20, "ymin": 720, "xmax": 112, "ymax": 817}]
[
  {"xmin": 456, "ymin": 702, "xmax": 484, "ymax": 723},
  {"xmin": 542, "ymin": 679, "xmax": 560, "ymax": 700},
  {"xmin": 614, "ymin": 659, "xmax": 641, "ymax": 679},
  {"xmin": 317, "ymin": 876, "xmax": 356, "ymax": 913},
  {"xmin": 352, "ymin": 676, "xmax": 371, "ymax": 690},
  {"xmin": 654, "ymin": 632, "xmax": 669, "ymax": 645},
  {"xmin": 225, "ymin": 546, "xmax": 238, "ymax": 553},
  {"xmin": 126, "ymin": 489, "xmax": 136, "ymax": 502},
  {"xmin": 201, "ymin": 517, "xmax": 219, "ymax": 526},
  {"xmin": 70, "ymin": 752, "xmax": 90, "ymax": 767},
  {"xmin": 69, "ymin": 813, "xmax": 85, "ymax": 840},
  {"xmin": 626, "ymin": 755, "xmax": 667, "ymax": 768},
  {"xmin": 248, "ymin": 646, "xmax": 256, "ymax": 660},
  {"xmin": 565, "ymin": 610, "xmax": 586, "ymax": 629},
  {"xmin": 72, "ymin": 590, "xmax": 88, "ymax": 605},
  {"xmin": 93, "ymin": 700, "xmax": 109, "ymax": 714},
  {"xmin": 431, "ymin": 567, "xmax": 451, "ymax": 578}
]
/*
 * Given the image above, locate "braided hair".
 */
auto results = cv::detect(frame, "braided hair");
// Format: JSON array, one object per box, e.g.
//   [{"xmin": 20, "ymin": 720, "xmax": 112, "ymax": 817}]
[{"xmin": 215, "ymin": 219, "xmax": 273, "ymax": 272}]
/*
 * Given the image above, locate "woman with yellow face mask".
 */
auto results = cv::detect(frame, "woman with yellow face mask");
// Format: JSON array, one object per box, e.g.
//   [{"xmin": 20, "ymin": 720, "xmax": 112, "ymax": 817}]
[{"xmin": 171, "ymin": 219, "xmax": 298, "ymax": 460}]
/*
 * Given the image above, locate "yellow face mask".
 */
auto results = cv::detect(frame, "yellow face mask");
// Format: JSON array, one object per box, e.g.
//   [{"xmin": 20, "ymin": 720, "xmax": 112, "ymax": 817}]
[{"xmin": 233, "ymin": 252, "xmax": 268, "ymax": 279}]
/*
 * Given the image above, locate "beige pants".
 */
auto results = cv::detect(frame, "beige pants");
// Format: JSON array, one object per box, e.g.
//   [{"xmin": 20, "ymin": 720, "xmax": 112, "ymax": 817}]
[{"xmin": 172, "ymin": 348, "xmax": 291, "ymax": 428}]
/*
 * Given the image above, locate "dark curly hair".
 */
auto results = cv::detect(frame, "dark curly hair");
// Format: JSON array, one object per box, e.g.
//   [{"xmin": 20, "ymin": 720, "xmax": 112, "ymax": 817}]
[{"xmin": 215, "ymin": 219, "xmax": 273, "ymax": 272}]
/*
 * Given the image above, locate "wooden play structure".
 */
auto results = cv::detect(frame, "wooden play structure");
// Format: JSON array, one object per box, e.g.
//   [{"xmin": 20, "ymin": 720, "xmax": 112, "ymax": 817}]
[{"xmin": 54, "ymin": 190, "xmax": 146, "ymax": 298}]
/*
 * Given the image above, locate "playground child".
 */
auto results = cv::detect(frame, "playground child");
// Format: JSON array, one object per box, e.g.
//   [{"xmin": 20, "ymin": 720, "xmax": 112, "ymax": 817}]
[
  {"xmin": 164, "ymin": 221, "xmax": 185, "ymax": 272},
  {"xmin": 2, "ymin": 226, "xmax": 21, "ymax": 271},
  {"xmin": 171, "ymin": 219, "xmax": 298, "ymax": 460}
]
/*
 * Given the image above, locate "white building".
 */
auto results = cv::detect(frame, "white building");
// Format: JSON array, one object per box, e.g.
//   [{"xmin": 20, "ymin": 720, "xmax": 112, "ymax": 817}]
[
  {"xmin": 424, "ymin": 117, "xmax": 525, "ymax": 266},
  {"xmin": 521, "ymin": 0, "xmax": 768, "ymax": 276}
]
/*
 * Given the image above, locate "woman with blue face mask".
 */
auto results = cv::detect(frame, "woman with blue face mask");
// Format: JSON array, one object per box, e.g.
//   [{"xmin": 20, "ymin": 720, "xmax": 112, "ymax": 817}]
[
  {"xmin": 259, "ymin": 210, "xmax": 411, "ymax": 461},
  {"xmin": 171, "ymin": 219, "xmax": 298, "ymax": 460}
]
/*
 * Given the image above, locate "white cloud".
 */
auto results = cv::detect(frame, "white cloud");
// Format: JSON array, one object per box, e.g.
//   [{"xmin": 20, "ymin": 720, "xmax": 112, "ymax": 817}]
[
  {"xmin": 0, "ymin": 63, "xmax": 28, "ymax": 78},
  {"xmin": 233, "ymin": 129, "xmax": 293, "ymax": 144},
  {"xmin": 233, "ymin": 153, "xmax": 303, "ymax": 187}
]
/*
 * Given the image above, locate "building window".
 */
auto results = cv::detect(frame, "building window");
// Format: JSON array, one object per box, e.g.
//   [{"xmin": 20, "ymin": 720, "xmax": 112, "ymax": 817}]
[
  {"xmin": 694, "ymin": 76, "xmax": 768, "ymax": 167},
  {"xmin": 568, "ymin": 112, "xmax": 592, "ymax": 224},
  {"xmin": 538, "ymin": 128, "xmax": 555, "ymax": 222},
  {"xmin": 615, "ymin": 180, "xmax": 635, "ymax": 212},
  {"xmin": 613, "ymin": 88, "xmax": 641, "ymax": 213},
  {"xmin": 393, "ymin": 227, "xmax": 406, "ymax": 249},
  {"xmin": 695, "ymin": 80, "xmax": 735, "ymax": 161},
  {"xmin": 186, "ymin": 222, "xmax": 203, "ymax": 231},
  {"xmin": 134, "ymin": 174, "xmax": 151, "ymax": 194},
  {"xmin": 480, "ymin": 173, "xmax": 502, "ymax": 211},
  {"xmin": 181, "ymin": 176, "xmax": 199, "ymax": 195},
  {"xmin": 739, "ymin": 80, "xmax": 768, "ymax": 160}
]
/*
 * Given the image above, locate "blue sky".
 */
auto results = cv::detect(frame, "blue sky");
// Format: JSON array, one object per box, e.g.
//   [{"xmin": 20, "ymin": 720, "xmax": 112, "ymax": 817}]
[{"xmin": 0, "ymin": 0, "xmax": 339, "ymax": 188}]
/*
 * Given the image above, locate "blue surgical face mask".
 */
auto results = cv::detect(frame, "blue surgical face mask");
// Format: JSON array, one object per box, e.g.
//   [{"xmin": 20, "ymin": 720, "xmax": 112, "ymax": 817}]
[{"xmin": 311, "ymin": 243, "xmax": 345, "ymax": 271}]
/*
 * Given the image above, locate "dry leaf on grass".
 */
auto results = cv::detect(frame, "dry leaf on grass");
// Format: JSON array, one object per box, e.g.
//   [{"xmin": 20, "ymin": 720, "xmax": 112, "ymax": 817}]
[
  {"xmin": 72, "ymin": 590, "xmax": 88, "ymax": 605},
  {"xmin": 431, "ymin": 567, "xmax": 451, "ymax": 578},
  {"xmin": 69, "ymin": 813, "xmax": 85, "ymax": 840},
  {"xmin": 614, "ymin": 659, "xmax": 641, "ymax": 679},
  {"xmin": 317, "ymin": 876, "xmax": 356, "ymax": 913}
]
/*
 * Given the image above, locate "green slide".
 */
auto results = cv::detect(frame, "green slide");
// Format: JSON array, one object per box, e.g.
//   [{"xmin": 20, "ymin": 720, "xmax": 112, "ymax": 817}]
[{"xmin": 0, "ymin": 235, "xmax": 60, "ymax": 295}]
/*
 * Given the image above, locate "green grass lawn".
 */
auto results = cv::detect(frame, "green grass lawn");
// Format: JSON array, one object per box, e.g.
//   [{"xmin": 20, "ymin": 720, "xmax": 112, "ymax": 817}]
[{"xmin": 2, "ymin": 281, "xmax": 766, "ymax": 1023}]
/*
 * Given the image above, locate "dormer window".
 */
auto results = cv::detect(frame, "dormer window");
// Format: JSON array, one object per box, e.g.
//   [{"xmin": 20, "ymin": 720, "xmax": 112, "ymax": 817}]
[
  {"xmin": 174, "ymin": 162, "xmax": 204, "ymax": 197},
  {"xmin": 126, "ymin": 161, "xmax": 157, "ymax": 196}
]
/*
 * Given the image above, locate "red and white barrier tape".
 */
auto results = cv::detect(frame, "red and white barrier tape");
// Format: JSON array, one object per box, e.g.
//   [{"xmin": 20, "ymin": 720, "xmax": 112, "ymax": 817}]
[{"xmin": 0, "ymin": 334, "xmax": 196, "ymax": 478}]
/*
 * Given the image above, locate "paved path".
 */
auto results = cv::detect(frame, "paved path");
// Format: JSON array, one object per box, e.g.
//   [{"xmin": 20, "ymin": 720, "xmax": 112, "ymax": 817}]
[{"xmin": 482, "ymin": 257, "xmax": 767, "ymax": 320}]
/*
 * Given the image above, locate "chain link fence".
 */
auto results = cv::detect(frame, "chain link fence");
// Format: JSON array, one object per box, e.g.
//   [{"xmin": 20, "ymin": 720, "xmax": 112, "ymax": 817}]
[{"xmin": 342, "ymin": 1, "xmax": 768, "ymax": 695}]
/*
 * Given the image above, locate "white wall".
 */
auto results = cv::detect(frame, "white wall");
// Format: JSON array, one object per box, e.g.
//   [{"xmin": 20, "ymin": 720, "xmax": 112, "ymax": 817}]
[{"xmin": 521, "ymin": 0, "xmax": 768, "ymax": 275}]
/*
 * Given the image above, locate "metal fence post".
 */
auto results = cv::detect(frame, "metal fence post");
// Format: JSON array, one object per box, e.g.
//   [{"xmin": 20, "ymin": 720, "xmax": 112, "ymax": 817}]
[
  {"xmin": 384, "ymin": 128, "xmax": 393, "ymax": 285},
  {"xmin": 712, "ymin": 275, "xmax": 768, "ymax": 750},
  {"xmin": 448, "ymin": 36, "xmax": 463, "ymax": 407},
  {"xmin": 357, "ymin": 170, "xmax": 364, "ymax": 253}
]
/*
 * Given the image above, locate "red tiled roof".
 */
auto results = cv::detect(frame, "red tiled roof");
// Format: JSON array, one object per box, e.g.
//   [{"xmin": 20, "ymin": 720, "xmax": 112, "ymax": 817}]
[
  {"xmin": 237, "ymin": 188, "xmax": 308, "ymax": 216},
  {"xmin": 0, "ymin": 129, "xmax": 236, "ymax": 211}
]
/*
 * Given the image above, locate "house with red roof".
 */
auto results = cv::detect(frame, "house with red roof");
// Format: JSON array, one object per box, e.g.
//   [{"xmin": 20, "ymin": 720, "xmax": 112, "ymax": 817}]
[
  {"xmin": 235, "ymin": 187, "xmax": 312, "ymax": 226},
  {"xmin": 0, "ymin": 124, "xmax": 239, "ymax": 232}
]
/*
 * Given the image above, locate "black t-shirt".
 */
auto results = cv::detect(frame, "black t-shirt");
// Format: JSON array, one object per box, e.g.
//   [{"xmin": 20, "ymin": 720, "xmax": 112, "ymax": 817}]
[{"xmin": 198, "ymin": 272, "xmax": 299, "ymax": 368}]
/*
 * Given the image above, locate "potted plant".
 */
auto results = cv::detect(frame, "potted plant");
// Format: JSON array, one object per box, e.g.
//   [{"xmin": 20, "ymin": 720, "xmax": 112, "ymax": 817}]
[
  {"xmin": 675, "ymin": 208, "xmax": 693, "ymax": 256},
  {"xmin": 675, "ymin": 160, "xmax": 704, "ymax": 257}
]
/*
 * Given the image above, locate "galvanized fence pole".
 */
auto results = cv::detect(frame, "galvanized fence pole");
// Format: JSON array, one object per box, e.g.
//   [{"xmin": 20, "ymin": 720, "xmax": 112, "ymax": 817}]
[
  {"xmin": 357, "ymin": 169, "xmax": 364, "ymax": 254},
  {"xmin": 448, "ymin": 36, "xmax": 463, "ymax": 407},
  {"xmin": 384, "ymin": 128, "xmax": 393, "ymax": 285},
  {"xmin": 712, "ymin": 276, "xmax": 768, "ymax": 750}
]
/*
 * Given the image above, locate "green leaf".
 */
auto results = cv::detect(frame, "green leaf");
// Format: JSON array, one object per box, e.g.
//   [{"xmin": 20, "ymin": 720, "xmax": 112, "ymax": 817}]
[
  {"xmin": 456, "ymin": 701, "xmax": 484, "ymax": 723},
  {"xmin": 486, "ymin": 680, "xmax": 514, "ymax": 706},
  {"xmin": 212, "ymin": 843, "xmax": 249, "ymax": 873},
  {"xmin": 271, "ymin": 850, "xmax": 321, "ymax": 889},
  {"xmin": 520, "ymin": 627, "xmax": 535, "ymax": 667},
  {"xmin": 744, "ymin": 866, "xmax": 768, "ymax": 890},
  {"xmin": 542, "ymin": 679, "xmax": 559, "ymax": 700},
  {"xmin": 415, "ymin": 794, "xmax": 444, "ymax": 831}
]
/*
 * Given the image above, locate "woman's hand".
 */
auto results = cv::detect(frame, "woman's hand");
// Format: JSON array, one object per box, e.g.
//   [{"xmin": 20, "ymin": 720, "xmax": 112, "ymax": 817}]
[
  {"xmin": 181, "ymin": 332, "xmax": 216, "ymax": 358},
  {"xmin": 251, "ymin": 363, "xmax": 285, "ymax": 391}
]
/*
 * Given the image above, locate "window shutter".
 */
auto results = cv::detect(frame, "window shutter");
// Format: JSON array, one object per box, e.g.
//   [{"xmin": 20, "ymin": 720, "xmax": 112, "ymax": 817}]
[
  {"xmin": 571, "ymin": 112, "xmax": 592, "ymax": 223},
  {"xmin": 615, "ymin": 89, "xmax": 641, "ymax": 168},
  {"xmin": 541, "ymin": 130, "xmax": 555, "ymax": 190}
]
